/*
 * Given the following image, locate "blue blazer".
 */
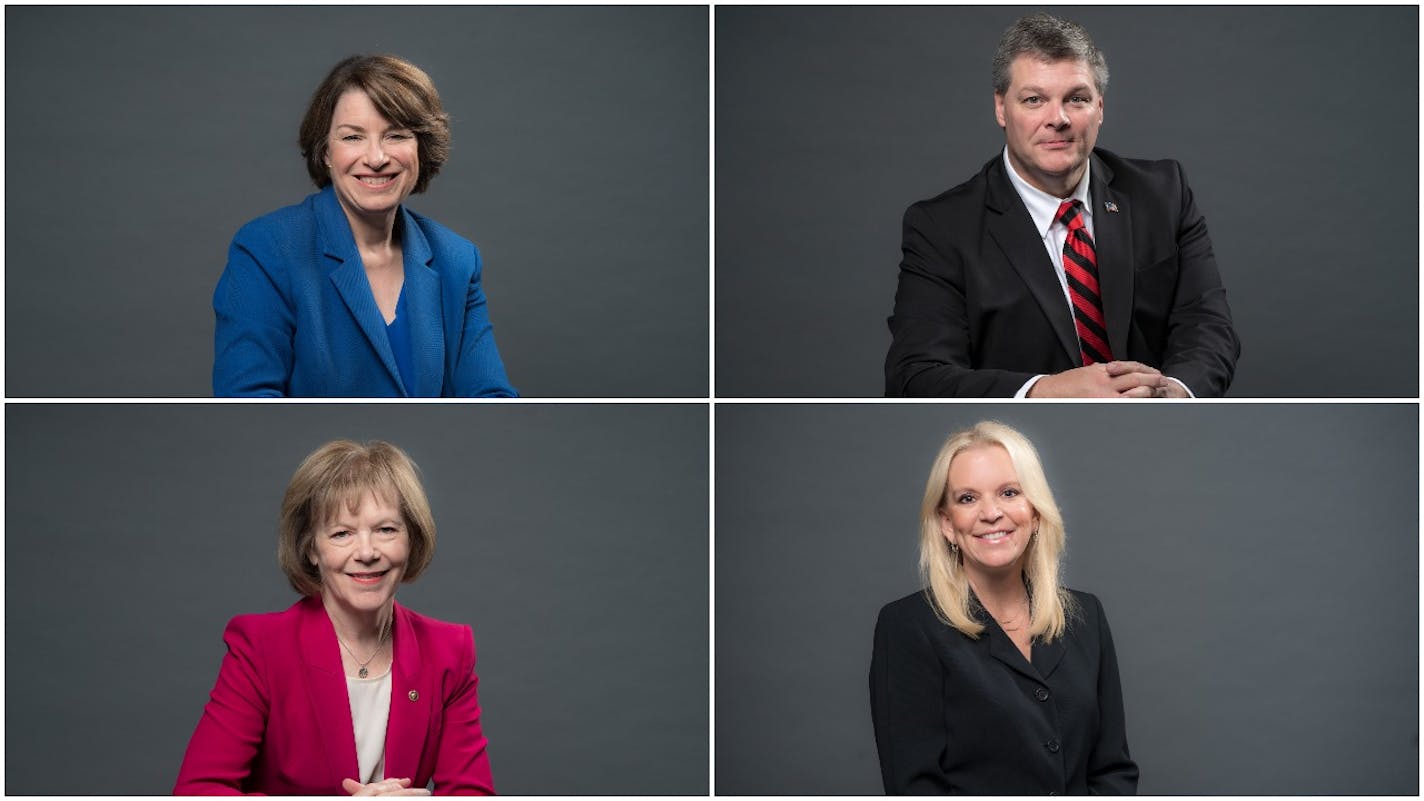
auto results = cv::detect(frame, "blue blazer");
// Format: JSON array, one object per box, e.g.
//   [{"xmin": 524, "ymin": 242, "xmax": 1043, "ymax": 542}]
[{"xmin": 214, "ymin": 186, "xmax": 517, "ymax": 397}]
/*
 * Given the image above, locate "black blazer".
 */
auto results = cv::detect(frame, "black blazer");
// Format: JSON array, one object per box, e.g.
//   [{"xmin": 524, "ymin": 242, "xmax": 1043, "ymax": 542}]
[
  {"xmin": 885, "ymin": 149, "xmax": 1240, "ymax": 397},
  {"xmin": 869, "ymin": 589, "xmax": 1138, "ymax": 795}
]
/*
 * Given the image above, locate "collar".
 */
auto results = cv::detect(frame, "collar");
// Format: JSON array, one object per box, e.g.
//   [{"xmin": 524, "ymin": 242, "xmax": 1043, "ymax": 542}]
[
  {"xmin": 313, "ymin": 184, "xmax": 433, "ymax": 268},
  {"xmin": 297, "ymin": 593, "xmax": 421, "ymax": 675},
  {"xmin": 296, "ymin": 594, "xmax": 430, "ymax": 787},
  {"xmin": 967, "ymin": 581, "xmax": 1067, "ymax": 682},
  {"xmin": 1001, "ymin": 146, "xmax": 1092, "ymax": 240},
  {"xmin": 311, "ymin": 185, "xmax": 441, "ymax": 395}
]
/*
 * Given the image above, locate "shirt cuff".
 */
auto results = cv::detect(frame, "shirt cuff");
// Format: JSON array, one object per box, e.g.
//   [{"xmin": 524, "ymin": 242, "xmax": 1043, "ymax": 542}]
[
  {"xmin": 1015, "ymin": 375, "xmax": 1047, "ymax": 398},
  {"xmin": 1165, "ymin": 376, "xmax": 1196, "ymax": 398}
]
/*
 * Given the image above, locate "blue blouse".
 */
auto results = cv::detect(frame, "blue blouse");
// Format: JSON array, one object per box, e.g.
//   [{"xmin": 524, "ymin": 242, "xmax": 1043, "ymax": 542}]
[{"xmin": 385, "ymin": 287, "xmax": 414, "ymax": 397}]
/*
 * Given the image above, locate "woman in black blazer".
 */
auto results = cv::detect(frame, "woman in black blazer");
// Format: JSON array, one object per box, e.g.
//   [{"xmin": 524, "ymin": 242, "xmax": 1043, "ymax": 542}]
[{"xmin": 870, "ymin": 421, "xmax": 1138, "ymax": 794}]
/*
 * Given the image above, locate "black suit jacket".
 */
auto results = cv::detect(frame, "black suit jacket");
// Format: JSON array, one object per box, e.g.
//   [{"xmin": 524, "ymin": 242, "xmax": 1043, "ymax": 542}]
[
  {"xmin": 885, "ymin": 149, "xmax": 1240, "ymax": 397},
  {"xmin": 869, "ymin": 589, "xmax": 1138, "ymax": 795}
]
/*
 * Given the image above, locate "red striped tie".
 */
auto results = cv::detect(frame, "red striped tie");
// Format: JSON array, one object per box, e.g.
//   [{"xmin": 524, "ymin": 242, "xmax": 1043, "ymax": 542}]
[{"xmin": 1055, "ymin": 199, "xmax": 1113, "ymax": 365}]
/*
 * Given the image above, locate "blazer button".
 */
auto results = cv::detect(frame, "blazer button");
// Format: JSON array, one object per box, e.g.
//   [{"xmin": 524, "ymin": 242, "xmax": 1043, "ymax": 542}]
[
  {"xmin": 408, "ymin": 690, "xmax": 419, "ymax": 702},
  {"xmin": 1034, "ymin": 687, "xmax": 1050, "ymax": 702},
  {"xmin": 1046, "ymin": 739, "xmax": 1060, "ymax": 753}
]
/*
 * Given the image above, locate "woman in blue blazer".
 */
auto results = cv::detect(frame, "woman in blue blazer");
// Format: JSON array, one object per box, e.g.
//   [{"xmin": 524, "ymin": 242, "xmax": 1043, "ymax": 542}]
[
  {"xmin": 214, "ymin": 54, "xmax": 517, "ymax": 397},
  {"xmin": 870, "ymin": 421, "xmax": 1138, "ymax": 794}
]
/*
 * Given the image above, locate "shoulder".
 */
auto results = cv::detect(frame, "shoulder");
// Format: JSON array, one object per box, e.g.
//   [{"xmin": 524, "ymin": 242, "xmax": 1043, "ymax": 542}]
[
  {"xmin": 876, "ymin": 589, "xmax": 940, "ymax": 633},
  {"xmin": 398, "ymin": 604, "xmax": 476, "ymax": 663},
  {"xmin": 399, "ymin": 604, "xmax": 472, "ymax": 639},
  {"xmin": 232, "ymin": 192, "xmax": 322, "ymax": 245},
  {"xmin": 405, "ymin": 207, "xmax": 480, "ymax": 265},
  {"xmin": 1065, "ymin": 587, "xmax": 1108, "ymax": 608},
  {"xmin": 1093, "ymin": 148, "xmax": 1188, "ymax": 193},
  {"xmin": 227, "ymin": 193, "xmax": 326, "ymax": 280},
  {"xmin": 220, "ymin": 599, "xmax": 306, "ymax": 652},
  {"xmin": 1063, "ymin": 588, "xmax": 1109, "ymax": 631},
  {"xmin": 905, "ymin": 156, "xmax": 997, "ymax": 219},
  {"xmin": 873, "ymin": 590, "xmax": 969, "ymax": 663}
]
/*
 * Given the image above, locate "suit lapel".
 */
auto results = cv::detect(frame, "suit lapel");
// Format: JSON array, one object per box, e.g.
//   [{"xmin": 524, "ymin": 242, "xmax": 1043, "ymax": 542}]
[
  {"xmin": 384, "ymin": 601, "xmax": 431, "ymax": 782},
  {"xmin": 971, "ymin": 587, "xmax": 1067, "ymax": 681},
  {"xmin": 316, "ymin": 187, "xmax": 407, "ymax": 394},
  {"xmin": 969, "ymin": 588, "xmax": 1043, "ymax": 682},
  {"xmin": 298, "ymin": 595, "xmax": 360, "ymax": 788},
  {"xmin": 984, "ymin": 626, "xmax": 1039, "ymax": 680},
  {"xmin": 1088, "ymin": 154, "xmax": 1133, "ymax": 360},
  {"xmin": 983, "ymin": 158, "xmax": 1081, "ymax": 364},
  {"xmin": 397, "ymin": 211, "xmax": 446, "ymax": 397},
  {"xmin": 1031, "ymin": 632, "xmax": 1066, "ymax": 679}
]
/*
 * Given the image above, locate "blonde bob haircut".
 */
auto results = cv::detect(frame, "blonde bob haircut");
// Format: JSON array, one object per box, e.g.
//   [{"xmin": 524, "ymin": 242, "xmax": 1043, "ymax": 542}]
[
  {"xmin": 917, "ymin": 421, "xmax": 1077, "ymax": 642},
  {"xmin": 278, "ymin": 440, "xmax": 437, "ymax": 596}
]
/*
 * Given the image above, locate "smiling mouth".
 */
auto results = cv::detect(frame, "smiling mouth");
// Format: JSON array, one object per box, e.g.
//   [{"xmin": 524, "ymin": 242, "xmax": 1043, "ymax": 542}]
[
  {"xmin": 348, "ymin": 570, "xmax": 390, "ymax": 583},
  {"xmin": 975, "ymin": 531, "xmax": 1013, "ymax": 543},
  {"xmin": 357, "ymin": 175, "xmax": 397, "ymax": 187}
]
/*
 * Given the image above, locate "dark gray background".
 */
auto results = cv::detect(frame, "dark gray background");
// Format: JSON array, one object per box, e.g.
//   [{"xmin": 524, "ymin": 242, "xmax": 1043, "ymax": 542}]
[
  {"xmin": 6, "ymin": 403, "xmax": 708, "ymax": 794},
  {"xmin": 6, "ymin": 6, "xmax": 708, "ymax": 397},
  {"xmin": 716, "ymin": 404, "xmax": 1418, "ymax": 794},
  {"xmin": 716, "ymin": 6, "xmax": 1419, "ymax": 397}
]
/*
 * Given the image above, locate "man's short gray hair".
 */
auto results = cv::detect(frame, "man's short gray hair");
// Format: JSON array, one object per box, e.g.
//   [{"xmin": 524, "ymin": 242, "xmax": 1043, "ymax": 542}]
[{"xmin": 992, "ymin": 13, "xmax": 1109, "ymax": 96}]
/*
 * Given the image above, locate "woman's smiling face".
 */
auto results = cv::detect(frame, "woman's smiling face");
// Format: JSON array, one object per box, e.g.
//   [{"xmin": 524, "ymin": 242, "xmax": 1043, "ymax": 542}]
[
  {"xmin": 309, "ymin": 489, "xmax": 409, "ymax": 614},
  {"xmin": 940, "ymin": 444, "xmax": 1038, "ymax": 579},
  {"xmin": 325, "ymin": 88, "xmax": 419, "ymax": 222}
]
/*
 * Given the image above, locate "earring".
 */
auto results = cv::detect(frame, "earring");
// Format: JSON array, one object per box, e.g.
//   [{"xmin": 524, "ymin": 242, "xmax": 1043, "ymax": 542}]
[{"xmin": 948, "ymin": 541, "xmax": 959, "ymax": 554}]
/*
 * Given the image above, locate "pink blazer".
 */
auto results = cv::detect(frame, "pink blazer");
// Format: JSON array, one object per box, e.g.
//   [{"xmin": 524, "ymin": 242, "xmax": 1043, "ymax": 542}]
[{"xmin": 174, "ymin": 596, "xmax": 494, "ymax": 795}]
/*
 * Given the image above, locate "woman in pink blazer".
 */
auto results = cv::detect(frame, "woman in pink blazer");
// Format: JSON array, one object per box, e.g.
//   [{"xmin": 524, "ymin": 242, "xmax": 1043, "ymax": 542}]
[{"xmin": 175, "ymin": 441, "xmax": 494, "ymax": 796}]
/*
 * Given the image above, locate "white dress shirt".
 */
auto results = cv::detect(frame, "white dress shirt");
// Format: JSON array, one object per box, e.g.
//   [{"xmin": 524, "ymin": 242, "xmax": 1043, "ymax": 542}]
[{"xmin": 1000, "ymin": 148, "xmax": 1193, "ymax": 397}]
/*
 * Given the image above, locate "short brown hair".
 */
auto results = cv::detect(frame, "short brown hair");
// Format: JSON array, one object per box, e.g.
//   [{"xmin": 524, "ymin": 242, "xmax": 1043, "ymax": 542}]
[
  {"xmin": 278, "ymin": 440, "xmax": 437, "ymax": 596},
  {"xmin": 992, "ymin": 13, "xmax": 1109, "ymax": 96},
  {"xmin": 298, "ymin": 54, "xmax": 451, "ymax": 194}
]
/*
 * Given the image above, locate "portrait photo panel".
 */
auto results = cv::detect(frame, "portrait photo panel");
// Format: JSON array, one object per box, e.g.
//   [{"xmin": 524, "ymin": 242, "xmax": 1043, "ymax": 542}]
[
  {"xmin": 6, "ymin": 5, "xmax": 708, "ymax": 397},
  {"xmin": 716, "ymin": 6, "xmax": 1417, "ymax": 397},
  {"xmin": 716, "ymin": 403, "xmax": 1417, "ymax": 794},
  {"xmin": 5, "ymin": 402, "xmax": 708, "ymax": 794}
]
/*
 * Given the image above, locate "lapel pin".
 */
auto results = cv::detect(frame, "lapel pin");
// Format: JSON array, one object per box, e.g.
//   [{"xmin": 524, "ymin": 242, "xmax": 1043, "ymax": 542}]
[
  {"xmin": 1104, "ymin": 201, "xmax": 1120, "ymax": 213},
  {"xmin": 408, "ymin": 690, "xmax": 419, "ymax": 702}
]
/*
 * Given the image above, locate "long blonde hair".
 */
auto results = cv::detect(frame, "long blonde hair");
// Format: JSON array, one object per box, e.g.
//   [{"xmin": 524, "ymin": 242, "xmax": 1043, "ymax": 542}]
[{"xmin": 917, "ymin": 421, "xmax": 1076, "ymax": 641}]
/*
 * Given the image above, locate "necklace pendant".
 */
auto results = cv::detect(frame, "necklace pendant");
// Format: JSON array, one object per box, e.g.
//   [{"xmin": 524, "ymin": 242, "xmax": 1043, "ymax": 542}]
[{"xmin": 358, "ymin": 666, "xmax": 368, "ymax": 678}]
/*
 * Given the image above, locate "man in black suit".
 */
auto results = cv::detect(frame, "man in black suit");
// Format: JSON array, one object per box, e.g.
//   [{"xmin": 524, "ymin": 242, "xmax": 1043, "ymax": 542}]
[{"xmin": 885, "ymin": 13, "xmax": 1239, "ymax": 397}]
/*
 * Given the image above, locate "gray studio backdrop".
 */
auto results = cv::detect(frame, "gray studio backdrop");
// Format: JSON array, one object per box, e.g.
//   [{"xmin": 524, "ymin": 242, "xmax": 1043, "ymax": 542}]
[
  {"xmin": 6, "ymin": 404, "xmax": 708, "ymax": 794},
  {"xmin": 6, "ymin": 6, "xmax": 708, "ymax": 397},
  {"xmin": 716, "ymin": 404, "xmax": 1418, "ymax": 794},
  {"xmin": 716, "ymin": 6, "xmax": 1419, "ymax": 397}
]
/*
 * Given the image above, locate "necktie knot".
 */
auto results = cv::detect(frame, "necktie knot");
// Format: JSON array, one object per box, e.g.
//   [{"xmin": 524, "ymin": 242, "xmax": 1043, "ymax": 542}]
[{"xmin": 1056, "ymin": 199, "xmax": 1084, "ymax": 232}]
